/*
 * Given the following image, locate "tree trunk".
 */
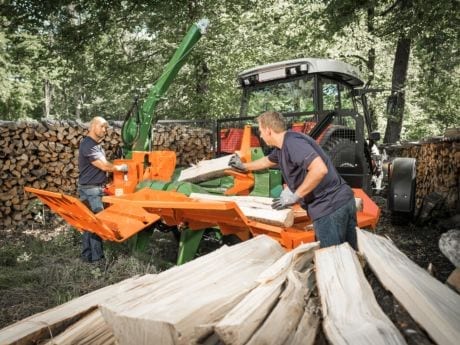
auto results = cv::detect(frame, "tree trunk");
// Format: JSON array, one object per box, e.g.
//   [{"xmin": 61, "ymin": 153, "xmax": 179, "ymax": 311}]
[
  {"xmin": 384, "ymin": 36, "xmax": 411, "ymax": 144},
  {"xmin": 366, "ymin": 7, "xmax": 378, "ymax": 131},
  {"xmin": 43, "ymin": 79, "xmax": 53, "ymax": 118}
]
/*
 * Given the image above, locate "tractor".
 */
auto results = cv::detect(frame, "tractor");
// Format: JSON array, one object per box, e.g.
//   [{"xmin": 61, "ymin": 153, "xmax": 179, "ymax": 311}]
[{"xmin": 25, "ymin": 20, "xmax": 416, "ymax": 265}]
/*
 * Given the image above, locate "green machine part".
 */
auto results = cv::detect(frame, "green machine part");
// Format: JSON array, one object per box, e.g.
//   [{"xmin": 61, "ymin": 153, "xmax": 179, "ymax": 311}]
[
  {"xmin": 249, "ymin": 147, "xmax": 282, "ymax": 198},
  {"xmin": 121, "ymin": 19, "xmax": 209, "ymax": 157},
  {"xmin": 133, "ymin": 147, "xmax": 282, "ymax": 264},
  {"xmin": 134, "ymin": 178, "xmax": 211, "ymax": 264}
]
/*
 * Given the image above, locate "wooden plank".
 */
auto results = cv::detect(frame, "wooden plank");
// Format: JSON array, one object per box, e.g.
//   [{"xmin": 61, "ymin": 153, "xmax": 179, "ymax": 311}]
[
  {"xmin": 44, "ymin": 309, "xmax": 115, "ymax": 345},
  {"xmin": 178, "ymin": 155, "xmax": 232, "ymax": 183},
  {"xmin": 246, "ymin": 269, "xmax": 314, "ymax": 345},
  {"xmin": 190, "ymin": 193, "xmax": 294, "ymax": 227},
  {"xmin": 100, "ymin": 235, "xmax": 285, "ymax": 345},
  {"xmin": 358, "ymin": 230, "xmax": 460, "ymax": 345},
  {"xmin": 315, "ymin": 243, "xmax": 406, "ymax": 345},
  {"xmin": 215, "ymin": 242, "xmax": 318, "ymax": 345},
  {"xmin": 283, "ymin": 297, "xmax": 320, "ymax": 345},
  {"xmin": 0, "ymin": 275, "xmax": 154, "ymax": 345}
]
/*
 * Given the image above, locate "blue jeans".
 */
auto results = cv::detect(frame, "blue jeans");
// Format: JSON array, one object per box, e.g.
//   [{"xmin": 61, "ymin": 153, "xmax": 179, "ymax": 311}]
[
  {"xmin": 313, "ymin": 197, "xmax": 357, "ymax": 250},
  {"xmin": 78, "ymin": 185, "xmax": 105, "ymax": 262}
]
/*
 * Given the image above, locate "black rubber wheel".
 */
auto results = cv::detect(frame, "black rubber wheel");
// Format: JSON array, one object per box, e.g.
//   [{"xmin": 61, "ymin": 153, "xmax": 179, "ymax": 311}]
[{"xmin": 322, "ymin": 137, "xmax": 372, "ymax": 194}]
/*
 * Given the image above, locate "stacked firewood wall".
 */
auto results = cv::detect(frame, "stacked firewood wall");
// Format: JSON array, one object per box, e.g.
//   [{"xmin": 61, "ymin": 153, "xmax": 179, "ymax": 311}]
[
  {"xmin": 387, "ymin": 137, "xmax": 459, "ymax": 211},
  {"xmin": 151, "ymin": 124, "xmax": 213, "ymax": 166},
  {"xmin": 0, "ymin": 120, "xmax": 213, "ymax": 227}
]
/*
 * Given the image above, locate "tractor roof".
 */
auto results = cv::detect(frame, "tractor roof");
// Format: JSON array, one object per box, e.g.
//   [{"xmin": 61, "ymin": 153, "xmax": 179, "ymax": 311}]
[{"xmin": 238, "ymin": 58, "xmax": 364, "ymax": 87}]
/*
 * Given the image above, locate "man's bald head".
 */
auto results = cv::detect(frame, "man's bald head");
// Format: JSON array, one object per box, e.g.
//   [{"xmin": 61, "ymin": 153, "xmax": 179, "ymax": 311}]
[
  {"xmin": 90, "ymin": 116, "xmax": 108, "ymax": 128},
  {"xmin": 88, "ymin": 116, "xmax": 108, "ymax": 142}
]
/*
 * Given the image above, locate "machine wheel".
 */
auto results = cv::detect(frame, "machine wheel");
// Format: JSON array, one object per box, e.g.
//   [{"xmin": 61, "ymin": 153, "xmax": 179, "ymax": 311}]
[
  {"xmin": 322, "ymin": 137, "xmax": 372, "ymax": 194},
  {"xmin": 388, "ymin": 157, "xmax": 416, "ymax": 225}
]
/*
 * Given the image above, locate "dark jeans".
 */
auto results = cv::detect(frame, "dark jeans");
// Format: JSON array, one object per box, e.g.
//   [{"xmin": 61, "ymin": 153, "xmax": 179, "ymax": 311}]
[
  {"xmin": 78, "ymin": 185, "xmax": 105, "ymax": 262},
  {"xmin": 313, "ymin": 197, "xmax": 357, "ymax": 250}
]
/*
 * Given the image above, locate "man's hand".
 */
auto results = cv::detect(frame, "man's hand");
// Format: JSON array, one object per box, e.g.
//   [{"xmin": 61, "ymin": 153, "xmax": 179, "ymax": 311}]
[
  {"xmin": 228, "ymin": 155, "xmax": 247, "ymax": 172},
  {"xmin": 114, "ymin": 164, "xmax": 128, "ymax": 172},
  {"xmin": 272, "ymin": 188, "xmax": 301, "ymax": 210}
]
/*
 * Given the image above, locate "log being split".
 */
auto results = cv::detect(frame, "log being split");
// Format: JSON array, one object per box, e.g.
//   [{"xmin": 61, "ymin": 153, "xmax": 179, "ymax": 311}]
[
  {"xmin": 178, "ymin": 155, "xmax": 232, "ymax": 183},
  {"xmin": 358, "ymin": 230, "xmax": 460, "ymax": 345},
  {"xmin": 315, "ymin": 242, "xmax": 406, "ymax": 345},
  {"xmin": 214, "ymin": 242, "xmax": 319, "ymax": 345},
  {"xmin": 100, "ymin": 235, "xmax": 285, "ymax": 345},
  {"xmin": 189, "ymin": 192, "xmax": 294, "ymax": 227}
]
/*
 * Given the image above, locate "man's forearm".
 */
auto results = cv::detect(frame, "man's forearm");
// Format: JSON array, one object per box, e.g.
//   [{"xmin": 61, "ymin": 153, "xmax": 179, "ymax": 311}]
[
  {"xmin": 244, "ymin": 156, "xmax": 277, "ymax": 171},
  {"xmin": 92, "ymin": 159, "xmax": 116, "ymax": 172}
]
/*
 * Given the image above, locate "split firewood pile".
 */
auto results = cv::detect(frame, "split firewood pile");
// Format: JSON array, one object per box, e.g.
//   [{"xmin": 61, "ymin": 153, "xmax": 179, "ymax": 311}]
[
  {"xmin": 0, "ymin": 120, "xmax": 212, "ymax": 227},
  {"xmin": 1, "ymin": 231, "xmax": 459, "ymax": 345},
  {"xmin": 0, "ymin": 120, "xmax": 120, "ymax": 227},
  {"xmin": 384, "ymin": 133, "xmax": 459, "ymax": 210},
  {"xmin": 151, "ymin": 124, "xmax": 213, "ymax": 166}
]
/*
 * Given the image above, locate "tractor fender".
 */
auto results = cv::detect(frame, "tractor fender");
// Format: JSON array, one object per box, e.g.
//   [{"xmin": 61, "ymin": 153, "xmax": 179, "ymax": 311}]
[{"xmin": 388, "ymin": 157, "xmax": 416, "ymax": 213}]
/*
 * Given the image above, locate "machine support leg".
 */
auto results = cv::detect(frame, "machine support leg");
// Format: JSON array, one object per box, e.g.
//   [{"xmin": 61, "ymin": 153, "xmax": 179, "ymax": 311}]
[
  {"xmin": 129, "ymin": 229, "xmax": 153, "ymax": 253},
  {"xmin": 177, "ymin": 228, "xmax": 205, "ymax": 265}
]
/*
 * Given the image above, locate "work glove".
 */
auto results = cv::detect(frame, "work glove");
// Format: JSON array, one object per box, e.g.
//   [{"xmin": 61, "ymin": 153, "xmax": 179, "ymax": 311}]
[
  {"xmin": 228, "ymin": 154, "xmax": 247, "ymax": 172},
  {"xmin": 272, "ymin": 187, "xmax": 301, "ymax": 210},
  {"xmin": 114, "ymin": 164, "xmax": 128, "ymax": 172}
]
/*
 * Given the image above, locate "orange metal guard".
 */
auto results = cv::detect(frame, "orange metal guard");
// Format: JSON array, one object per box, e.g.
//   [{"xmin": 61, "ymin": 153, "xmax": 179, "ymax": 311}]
[{"xmin": 24, "ymin": 186, "xmax": 379, "ymax": 249}]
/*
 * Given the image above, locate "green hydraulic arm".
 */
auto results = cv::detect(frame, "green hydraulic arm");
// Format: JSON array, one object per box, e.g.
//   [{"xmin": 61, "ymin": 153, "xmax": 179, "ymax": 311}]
[{"xmin": 121, "ymin": 19, "xmax": 209, "ymax": 157}]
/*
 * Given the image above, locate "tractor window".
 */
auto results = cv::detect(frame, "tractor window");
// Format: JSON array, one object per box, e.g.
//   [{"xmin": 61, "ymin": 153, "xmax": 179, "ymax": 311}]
[
  {"xmin": 246, "ymin": 77, "xmax": 314, "ymax": 116},
  {"xmin": 322, "ymin": 81, "xmax": 339, "ymax": 110},
  {"xmin": 340, "ymin": 84, "xmax": 354, "ymax": 110},
  {"xmin": 321, "ymin": 78, "xmax": 354, "ymax": 111}
]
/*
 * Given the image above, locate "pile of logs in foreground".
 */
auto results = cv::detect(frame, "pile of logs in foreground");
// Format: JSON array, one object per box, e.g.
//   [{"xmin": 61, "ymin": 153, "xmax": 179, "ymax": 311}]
[
  {"xmin": 1, "ymin": 230, "xmax": 459, "ymax": 345},
  {"xmin": 0, "ymin": 120, "xmax": 212, "ymax": 227},
  {"xmin": 385, "ymin": 136, "xmax": 459, "ymax": 211}
]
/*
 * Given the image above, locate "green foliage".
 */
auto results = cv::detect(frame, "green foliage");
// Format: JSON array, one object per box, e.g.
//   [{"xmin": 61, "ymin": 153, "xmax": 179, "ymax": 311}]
[{"xmin": 0, "ymin": 0, "xmax": 458, "ymax": 139}]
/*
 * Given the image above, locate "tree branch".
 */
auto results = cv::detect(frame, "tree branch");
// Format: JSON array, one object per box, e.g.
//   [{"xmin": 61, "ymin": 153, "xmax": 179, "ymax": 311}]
[{"xmin": 378, "ymin": 0, "xmax": 402, "ymax": 17}]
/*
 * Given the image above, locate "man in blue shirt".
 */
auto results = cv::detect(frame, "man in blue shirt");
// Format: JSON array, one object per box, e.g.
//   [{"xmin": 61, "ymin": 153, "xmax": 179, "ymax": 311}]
[
  {"xmin": 78, "ymin": 116, "xmax": 128, "ymax": 263},
  {"xmin": 229, "ymin": 111, "xmax": 357, "ymax": 249}
]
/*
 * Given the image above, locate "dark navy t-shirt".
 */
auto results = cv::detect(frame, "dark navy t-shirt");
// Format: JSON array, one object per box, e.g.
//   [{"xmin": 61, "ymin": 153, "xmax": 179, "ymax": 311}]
[
  {"xmin": 78, "ymin": 136, "xmax": 107, "ymax": 185},
  {"xmin": 268, "ymin": 131, "xmax": 353, "ymax": 220}
]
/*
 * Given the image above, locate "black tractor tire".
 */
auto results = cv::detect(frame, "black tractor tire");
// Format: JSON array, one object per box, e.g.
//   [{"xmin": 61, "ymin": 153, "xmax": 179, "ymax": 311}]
[
  {"xmin": 387, "ymin": 157, "xmax": 417, "ymax": 225},
  {"xmin": 322, "ymin": 137, "xmax": 372, "ymax": 195}
]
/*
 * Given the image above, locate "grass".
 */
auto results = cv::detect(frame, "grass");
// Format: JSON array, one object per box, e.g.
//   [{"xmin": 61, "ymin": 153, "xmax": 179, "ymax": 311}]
[{"xmin": 0, "ymin": 220, "xmax": 172, "ymax": 329}]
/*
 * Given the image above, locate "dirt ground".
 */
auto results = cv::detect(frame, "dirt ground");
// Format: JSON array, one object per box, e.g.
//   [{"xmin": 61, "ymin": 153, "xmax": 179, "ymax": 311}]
[{"xmin": 0, "ymin": 194, "xmax": 457, "ymax": 342}]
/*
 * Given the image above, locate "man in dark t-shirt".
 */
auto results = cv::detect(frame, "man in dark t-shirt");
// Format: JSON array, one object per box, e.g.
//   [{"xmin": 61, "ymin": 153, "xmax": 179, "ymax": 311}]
[
  {"xmin": 78, "ymin": 116, "xmax": 128, "ymax": 262},
  {"xmin": 229, "ymin": 111, "xmax": 357, "ymax": 249}
]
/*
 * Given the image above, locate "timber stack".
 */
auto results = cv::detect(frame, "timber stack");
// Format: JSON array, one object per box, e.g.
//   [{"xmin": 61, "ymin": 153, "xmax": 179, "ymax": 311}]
[
  {"xmin": 151, "ymin": 124, "xmax": 213, "ymax": 165},
  {"xmin": 0, "ymin": 120, "xmax": 213, "ymax": 228},
  {"xmin": 383, "ymin": 133, "xmax": 459, "ymax": 211},
  {"xmin": 1, "ymin": 232, "xmax": 459, "ymax": 345},
  {"xmin": 0, "ymin": 120, "xmax": 119, "ymax": 227}
]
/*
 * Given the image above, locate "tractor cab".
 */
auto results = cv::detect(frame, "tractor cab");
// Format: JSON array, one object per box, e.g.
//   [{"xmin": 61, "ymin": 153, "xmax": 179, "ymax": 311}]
[{"xmin": 234, "ymin": 58, "xmax": 376, "ymax": 194}]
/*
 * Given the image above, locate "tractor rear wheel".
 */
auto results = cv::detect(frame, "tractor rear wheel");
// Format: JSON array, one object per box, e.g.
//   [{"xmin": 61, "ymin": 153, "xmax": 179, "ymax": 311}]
[{"xmin": 322, "ymin": 137, "xmax": 372, "ymax": 195}]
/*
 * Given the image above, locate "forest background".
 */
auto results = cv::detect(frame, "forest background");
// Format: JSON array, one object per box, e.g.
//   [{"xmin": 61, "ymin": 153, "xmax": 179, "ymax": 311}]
[{"xmin": 0, "ymin": 0, "xmax": 458, "ymax": 143}]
